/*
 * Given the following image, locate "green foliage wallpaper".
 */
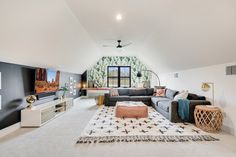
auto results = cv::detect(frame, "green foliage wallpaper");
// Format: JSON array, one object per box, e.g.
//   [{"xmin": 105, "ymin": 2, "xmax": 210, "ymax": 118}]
[{"xmin": 87, "ymin": 56, "xmax": 151, "ymax": 87}]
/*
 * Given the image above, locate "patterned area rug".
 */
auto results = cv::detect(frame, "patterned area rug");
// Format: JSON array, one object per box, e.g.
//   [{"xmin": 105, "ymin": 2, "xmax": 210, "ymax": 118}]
[{"xmin": 77, "ymin": 106, "xmax": 219, "ymax": 144}]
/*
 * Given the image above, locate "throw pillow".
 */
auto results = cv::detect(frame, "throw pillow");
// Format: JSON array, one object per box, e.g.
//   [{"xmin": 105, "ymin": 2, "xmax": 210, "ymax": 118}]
[
  {"xmin": 146, "ymin": 88, "xmax": 154, "ymax": 96},
  {"xmin": 165, "ymin": 88, "xmax": 179, "ymax": 99},
  {"xmin": 110, "ymin": 89, "xmax": 119, "ymax": 96},
  {"xmin": 155, "ymin": 88, "xmax": 166, "ymax": 97},
  {"xmin": 174, "ymin": 90, "xmax": 189, "ymax": 101}
]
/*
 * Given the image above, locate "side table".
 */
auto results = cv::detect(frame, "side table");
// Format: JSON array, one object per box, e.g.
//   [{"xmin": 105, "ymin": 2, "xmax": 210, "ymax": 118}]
[
  {"xmin": 194, "ymin": 105, "xmax": 223, "ymax": 133},
  {"xmin": 97, "ymin": 95, "xmax": 105, "ymax": 105}
]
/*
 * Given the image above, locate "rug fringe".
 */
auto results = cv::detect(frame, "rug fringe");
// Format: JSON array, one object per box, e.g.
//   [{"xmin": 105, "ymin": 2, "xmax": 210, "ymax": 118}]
[{"xmin": 76, "ymin": 135, "xmax": 219, "ymax": 144}]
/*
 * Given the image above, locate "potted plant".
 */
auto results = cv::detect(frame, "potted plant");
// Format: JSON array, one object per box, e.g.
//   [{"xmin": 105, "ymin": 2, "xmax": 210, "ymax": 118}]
[{"xmin": 59, "ymin": 86, "xmax": 69, "ymax": 99}]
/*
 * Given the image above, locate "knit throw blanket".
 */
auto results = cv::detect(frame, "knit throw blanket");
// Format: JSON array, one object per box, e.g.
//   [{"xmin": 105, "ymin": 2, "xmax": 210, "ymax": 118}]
[{"xmin": 178, "ymin": 99, "xmax": 190, "ymax": 121}]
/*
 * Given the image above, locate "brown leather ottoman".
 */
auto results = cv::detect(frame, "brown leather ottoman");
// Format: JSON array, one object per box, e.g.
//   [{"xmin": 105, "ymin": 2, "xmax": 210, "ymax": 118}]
[{"xmin": 115, "ymin": 101, "xmax": 148, "ymax": 118}]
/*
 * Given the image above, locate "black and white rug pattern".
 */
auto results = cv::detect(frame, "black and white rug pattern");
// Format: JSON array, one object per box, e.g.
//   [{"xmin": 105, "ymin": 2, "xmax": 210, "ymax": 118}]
[{"xmin": 77, "ymin": 106, "xmax": 219, "ymax": 144}]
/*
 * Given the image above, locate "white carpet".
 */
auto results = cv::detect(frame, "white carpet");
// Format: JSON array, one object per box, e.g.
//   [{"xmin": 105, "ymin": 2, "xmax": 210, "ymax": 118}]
[
  {"xmin": 1, "ymin": 99, "xmax": 236, "ymax": 157},
  {"xmin": 77, "ymin": 106, "xmax": 218, "ymax": 144}
]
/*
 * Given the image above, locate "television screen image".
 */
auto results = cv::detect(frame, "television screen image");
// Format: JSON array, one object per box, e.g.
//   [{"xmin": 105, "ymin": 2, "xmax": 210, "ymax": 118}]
[{"xmin": 35, "ymin": 68, "xmax": 60, "ymax": 94}]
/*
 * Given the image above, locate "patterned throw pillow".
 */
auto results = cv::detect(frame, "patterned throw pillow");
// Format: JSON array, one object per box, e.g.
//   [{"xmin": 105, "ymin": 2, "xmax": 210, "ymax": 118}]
[
  {"xmin": 110, "ymin": 89, "xmax": 119, "ymax": 96},
  {"xmin": 155, "ymin": 88, "xmax": 166, "ymax": 97}
]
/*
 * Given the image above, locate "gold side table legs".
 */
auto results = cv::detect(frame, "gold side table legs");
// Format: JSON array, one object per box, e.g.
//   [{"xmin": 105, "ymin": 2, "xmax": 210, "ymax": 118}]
[{"xmin": 97, "ymin": 95, "xmax": 105, "ymax": 106}]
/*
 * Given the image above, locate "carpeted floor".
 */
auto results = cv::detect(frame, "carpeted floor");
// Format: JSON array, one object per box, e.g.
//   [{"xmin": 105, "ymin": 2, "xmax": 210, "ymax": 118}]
[{"xmin": 0, "ymin": 99, "xmax": 236, "ymax": 157}]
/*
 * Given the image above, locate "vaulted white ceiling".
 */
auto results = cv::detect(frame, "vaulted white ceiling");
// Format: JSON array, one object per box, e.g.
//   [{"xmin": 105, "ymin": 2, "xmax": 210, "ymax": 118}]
[
  {"xmin": 0, "ymin": 0, "xmax": 236, "ymax": 74},
  {"xmin": 66, "ymin": 0, "xmax": 236, "ymax": 73},
  {"xmin": 0, "ymin": 0, "xmax": 100, "ymax": 74}
]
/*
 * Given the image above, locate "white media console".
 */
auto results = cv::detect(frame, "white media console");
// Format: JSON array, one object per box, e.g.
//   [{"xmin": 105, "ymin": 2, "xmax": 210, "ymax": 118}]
[{"xmin": 21, "ymin": 98, "xmax": 73, "ymax": 127}]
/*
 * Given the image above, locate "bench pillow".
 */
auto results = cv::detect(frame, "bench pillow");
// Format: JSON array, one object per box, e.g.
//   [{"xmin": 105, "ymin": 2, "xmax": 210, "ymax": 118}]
[{"xmin": 110, "ymin": 88, "xmax": 119, "ymax": 96}]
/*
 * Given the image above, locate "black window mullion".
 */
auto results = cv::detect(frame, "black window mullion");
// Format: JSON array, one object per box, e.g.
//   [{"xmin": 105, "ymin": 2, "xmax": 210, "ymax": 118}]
[
  {"xmin": 118, "ymin": 67, "xmax": 120, "ymax": 87},
  {"xmin": 107, "ymin": 66, "xmax": 131, "ymax": 88}
]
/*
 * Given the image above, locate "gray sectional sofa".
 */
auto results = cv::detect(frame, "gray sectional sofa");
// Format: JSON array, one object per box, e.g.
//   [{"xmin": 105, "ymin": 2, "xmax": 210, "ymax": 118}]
[
  {"xmin": 104, "ymin": 88, "xmax": 154, "ymax": 106},
  {"xmin": 151, "ymin": 89, "xmax": 211, "ymax": 123},
  {"xmin": 104, "ymin": 88, "xmax": 211, "ymax": 123}
]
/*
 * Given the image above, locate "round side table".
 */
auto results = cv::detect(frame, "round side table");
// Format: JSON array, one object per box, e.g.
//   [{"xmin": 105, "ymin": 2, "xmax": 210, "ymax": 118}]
[{"xmin": 194, "ymin": 105, "xmax": 223, "ymax": 133}]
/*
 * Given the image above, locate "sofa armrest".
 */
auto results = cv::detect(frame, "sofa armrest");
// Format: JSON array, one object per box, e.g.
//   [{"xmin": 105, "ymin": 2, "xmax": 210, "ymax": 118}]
[
  {"xmin": 169, "ymin": 101, "xmax": 183, "ymax": 123},
  {"xmin": 188, "ymin": 100, "xmax": 211, "ymax": 123},
  {"xmin": 169, "ymin": 100, "xmax": 211, "ymax": 123},
  {"xmin": 104, "ymin": 93, "xmax": 111, "ymax": 106}
]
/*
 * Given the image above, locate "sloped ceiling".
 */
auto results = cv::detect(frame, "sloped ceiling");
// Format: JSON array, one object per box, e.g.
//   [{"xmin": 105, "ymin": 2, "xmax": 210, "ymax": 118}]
[
  {"xmin": 0, "ymin": 0, "xmax": 236, "ymax": 74},
  {"xmin": 0, "ymin": 0, "xmax": 100, "ymax": 74},
  {"xmin": 66, "ymin": 0, "xmax": 236, "ymax": 73}
]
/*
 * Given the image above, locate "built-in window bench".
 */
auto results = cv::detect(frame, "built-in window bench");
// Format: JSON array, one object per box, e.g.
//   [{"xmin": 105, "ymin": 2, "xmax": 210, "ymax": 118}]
[{"xmin": 83, "ymin": 88, "xmax": 110, "ymax": 98}]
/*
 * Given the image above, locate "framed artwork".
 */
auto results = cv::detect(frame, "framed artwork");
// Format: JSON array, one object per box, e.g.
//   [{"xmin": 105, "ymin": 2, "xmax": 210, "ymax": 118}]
[{"xmin": 69, "ymin": 76, "xmax": 77, "ymax": 96}]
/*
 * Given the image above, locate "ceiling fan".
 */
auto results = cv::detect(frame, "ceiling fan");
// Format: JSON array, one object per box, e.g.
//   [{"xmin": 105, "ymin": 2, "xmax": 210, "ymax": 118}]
[{"xmin": 103, "ymin": 40, "xmax": 132, "ymax": 49}]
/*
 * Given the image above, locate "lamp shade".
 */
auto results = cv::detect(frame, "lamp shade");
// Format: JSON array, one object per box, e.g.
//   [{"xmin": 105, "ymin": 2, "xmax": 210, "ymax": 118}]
[
  {"xmin": 137, "ymin": 71, "xmax": 142, "ymax": 77},
  {"xmin": 202, "ymin": 83, "xmax": 211, "ymax": 91}
]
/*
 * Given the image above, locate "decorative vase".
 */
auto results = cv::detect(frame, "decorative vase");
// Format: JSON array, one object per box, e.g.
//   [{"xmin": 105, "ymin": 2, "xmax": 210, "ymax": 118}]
[{"xmin": 26, "ymin": 95, "xmax": 37, "ymax": 109}]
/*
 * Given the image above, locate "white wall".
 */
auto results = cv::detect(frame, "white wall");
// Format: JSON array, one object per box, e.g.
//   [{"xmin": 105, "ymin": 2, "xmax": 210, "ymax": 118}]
[
  {"xmin": 159, "ymin": 62, "xmax": 236, "ymax": 135},
  {"xmin": 0, "ymin": 0, "xmax": 100, "ymax": 74}
]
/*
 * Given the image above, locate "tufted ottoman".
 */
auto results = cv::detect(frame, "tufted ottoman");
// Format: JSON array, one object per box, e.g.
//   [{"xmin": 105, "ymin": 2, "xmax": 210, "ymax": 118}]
[{"xmin": 115, "ymin": 101, "xmax": 148, "ymax": 118}]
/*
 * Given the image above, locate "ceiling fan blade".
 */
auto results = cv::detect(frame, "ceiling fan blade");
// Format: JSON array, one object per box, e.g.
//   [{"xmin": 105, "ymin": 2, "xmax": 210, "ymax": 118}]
[{"xmin": 122, "ymin": 42, "xmax": 132, "ymax": 47}]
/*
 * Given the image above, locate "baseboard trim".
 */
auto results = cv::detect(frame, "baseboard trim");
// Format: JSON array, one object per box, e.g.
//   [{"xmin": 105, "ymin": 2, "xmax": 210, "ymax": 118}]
[
  {"xmin": 0, "ymin": 122, "xmax": 21, "ymax": 138},
  {"xmin": 222, "ymin": 124, "xmax": 235, "ymax": 136}
]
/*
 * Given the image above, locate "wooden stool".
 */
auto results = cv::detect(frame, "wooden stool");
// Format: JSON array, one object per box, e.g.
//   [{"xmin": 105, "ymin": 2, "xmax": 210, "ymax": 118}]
[{"xmin": 194, "ymin": 105, "xmax": 223, "ymax": 133}]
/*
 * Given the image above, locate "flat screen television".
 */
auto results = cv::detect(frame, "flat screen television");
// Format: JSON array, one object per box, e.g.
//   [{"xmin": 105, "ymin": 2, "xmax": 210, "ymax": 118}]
[{"xmin": 35, "ymin": 68, "xmax": 60, "ymax": 94}]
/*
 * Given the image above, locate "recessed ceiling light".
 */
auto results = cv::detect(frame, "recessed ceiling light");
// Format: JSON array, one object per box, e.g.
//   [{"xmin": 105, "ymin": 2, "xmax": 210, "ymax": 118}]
[{"xmin": 116, "ymin": 14, "xmax": 122, "ymax": 21}]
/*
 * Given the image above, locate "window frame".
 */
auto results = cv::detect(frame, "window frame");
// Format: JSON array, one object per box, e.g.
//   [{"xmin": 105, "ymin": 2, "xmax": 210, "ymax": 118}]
[{"xmin": 107, "ymin": 66, "xmax": 131, "ymax": 88}]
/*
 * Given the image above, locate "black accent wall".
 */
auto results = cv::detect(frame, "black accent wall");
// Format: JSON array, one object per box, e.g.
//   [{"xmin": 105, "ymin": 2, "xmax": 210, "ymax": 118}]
[{"xmin": 0, "ymin": 62, "xmax": 81, "ymax": 130}]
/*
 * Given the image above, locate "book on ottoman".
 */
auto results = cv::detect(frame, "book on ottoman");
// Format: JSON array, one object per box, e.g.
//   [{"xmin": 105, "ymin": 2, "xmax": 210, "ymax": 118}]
[{"xmin": 115, "ymin": 101, "xmax": 148, "ymax": 118}]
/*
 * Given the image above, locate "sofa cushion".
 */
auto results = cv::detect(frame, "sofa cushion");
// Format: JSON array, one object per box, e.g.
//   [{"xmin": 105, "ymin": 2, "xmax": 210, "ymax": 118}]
[
  {"xmin": 130, "ymin": 96, "xmax": 151, "ymax": 102},
  {"xmin": 157, "ymin": 100, "xmax": 171, "ymax": 112},
  {"xmin": 118, "ymin": 89, "xmax": 129, "ymax": 96},
  {"xmin": 128, "ymin": 89, "xmax": 147, "ymax": 96},
  {"xmin": 146, "ymin": 88, "xmax": 154, "ymax": 96},
  {"xmin": 166, "ymin": 89, "xmax": 178, "ymax": 100},
  {"xmin": 151, "ymin": 97, "xmax": 171, "ymax": 105},
  {"xmin": 110, "ymin": 96, "xmax": 130, "ymax": 102}
]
